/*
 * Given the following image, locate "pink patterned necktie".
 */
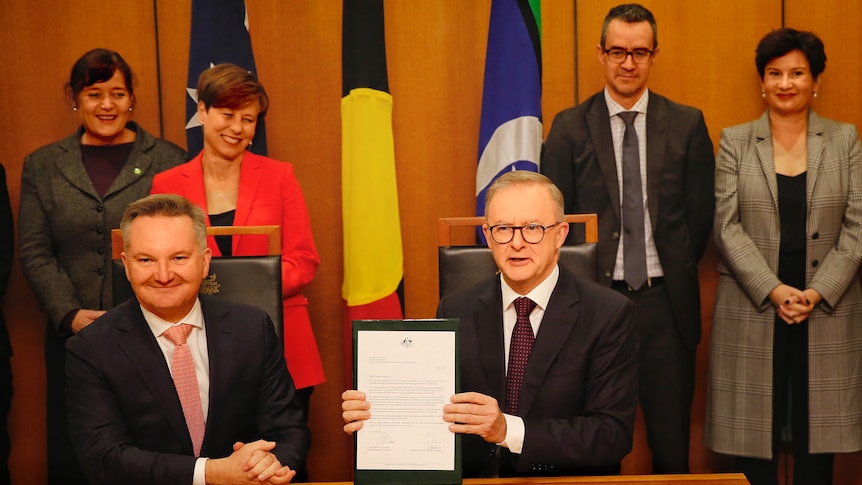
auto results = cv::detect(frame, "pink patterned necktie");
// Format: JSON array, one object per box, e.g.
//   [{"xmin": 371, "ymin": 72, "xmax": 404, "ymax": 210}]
[
  {"xmin": 505, "ymin": 297, "xmax": 537, "ymax": 415},
  {"xmin": 163, "ymin": 324, "xmax": 205, "ymax": 457}
]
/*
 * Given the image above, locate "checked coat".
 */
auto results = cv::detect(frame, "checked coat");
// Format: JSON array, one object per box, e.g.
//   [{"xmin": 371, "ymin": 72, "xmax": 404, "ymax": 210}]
[{"xmin": 705, "ymin": 109, "xmax": 862, "ymax": 458}]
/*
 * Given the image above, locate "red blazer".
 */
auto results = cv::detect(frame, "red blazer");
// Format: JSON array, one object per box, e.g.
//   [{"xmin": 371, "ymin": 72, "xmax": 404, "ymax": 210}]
[{"xmin": 151, "ymin": 151, "xmax": 324, "ymax": 388}]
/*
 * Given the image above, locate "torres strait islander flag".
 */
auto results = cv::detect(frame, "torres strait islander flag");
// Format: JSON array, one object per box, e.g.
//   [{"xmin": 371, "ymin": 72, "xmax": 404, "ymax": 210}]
[
  {"xmin": 341, "ymin": 0, "xmax": 404, "ymax": 386},
  {"xmin": 185, "ymin": 0, "xmax": 267, "ymax": 157},
  {"xmin": 476, "ymin": 0, "xmax": 542, "ymax": 232}
]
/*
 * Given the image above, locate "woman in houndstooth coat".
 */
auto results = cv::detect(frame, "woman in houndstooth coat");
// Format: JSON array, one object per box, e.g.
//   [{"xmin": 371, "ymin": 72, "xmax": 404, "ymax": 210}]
[{"xmin": 705, "ymin": 29, "xmax": 862, "ymax": 484}]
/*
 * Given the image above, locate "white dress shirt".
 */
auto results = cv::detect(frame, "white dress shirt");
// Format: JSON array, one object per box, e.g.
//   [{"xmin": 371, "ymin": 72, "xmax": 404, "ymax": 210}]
[{"xmin": 604, "ymin": 87, "xmax": 664, "ymax": 280}]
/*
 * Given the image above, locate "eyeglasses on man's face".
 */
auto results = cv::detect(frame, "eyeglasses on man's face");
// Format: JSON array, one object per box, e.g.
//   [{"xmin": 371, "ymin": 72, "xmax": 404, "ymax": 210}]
[
  {"xmin": 603, "ymin": 47, "xmax": 654, "ymax": 64},
  {"xmin": 487, "ymin": 223, "xmax": 561, "ymax": 245}
]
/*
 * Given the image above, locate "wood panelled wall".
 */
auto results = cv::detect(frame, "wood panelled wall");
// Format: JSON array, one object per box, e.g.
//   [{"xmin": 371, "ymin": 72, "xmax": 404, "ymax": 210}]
[{"xmin": 1, "ymin": 1, "xmax": 861, "ymax": 483}]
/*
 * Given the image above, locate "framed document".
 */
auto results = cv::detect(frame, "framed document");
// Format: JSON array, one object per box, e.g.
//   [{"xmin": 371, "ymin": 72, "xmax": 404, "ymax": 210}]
[{"xmin": 352, "ymin": 319, "xmax": 461, "ymax": 485}]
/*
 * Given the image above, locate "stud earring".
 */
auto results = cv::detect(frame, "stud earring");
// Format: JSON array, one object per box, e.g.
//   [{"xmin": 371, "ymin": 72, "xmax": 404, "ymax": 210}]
[
  {"xmin": 761, "ymin": 91, "xmax": 766, "ymax": 98},
  {"xmin": 813, "ymin": 92, "xmax": 818, "ymax": 98},
  {"xmin": 72, "ymin": 106, "xmax": 78, "ymax": 111},
  {"xmin": 129, "ymin": 107, "xmax": 133, "ymax": 112}
]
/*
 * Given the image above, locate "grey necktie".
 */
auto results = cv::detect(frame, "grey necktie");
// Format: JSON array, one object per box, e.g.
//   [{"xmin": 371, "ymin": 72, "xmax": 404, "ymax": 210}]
[{"xmin": 619, "ymin": 111, "xmax": 647, "ymax": 290}]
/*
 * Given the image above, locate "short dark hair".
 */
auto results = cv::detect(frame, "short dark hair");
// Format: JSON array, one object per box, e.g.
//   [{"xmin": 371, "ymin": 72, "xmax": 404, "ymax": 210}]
[
  {"xmin": 755, "ymin": 28, "xmax": 826, "ymax": 79},
  {"xmin": 66, "ymin": 48, "xmax": 135, "ymax": 107},
  {"xmin": 601, "ymin": 4, "xmax": 658, "ymax": 49},
  {"xmin": 121, "ymin": 194, "xmax": 207, "ymax": 253},
  {"xmin": 197, "ymin": 63, "xmax": 269, "ymax": 119}
]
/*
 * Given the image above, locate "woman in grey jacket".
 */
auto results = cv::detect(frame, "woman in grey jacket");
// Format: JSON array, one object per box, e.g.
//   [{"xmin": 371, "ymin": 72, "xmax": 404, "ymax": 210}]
[{"xmin": 18, "ymin": 48, "xmax": 185, "ymax": 484}]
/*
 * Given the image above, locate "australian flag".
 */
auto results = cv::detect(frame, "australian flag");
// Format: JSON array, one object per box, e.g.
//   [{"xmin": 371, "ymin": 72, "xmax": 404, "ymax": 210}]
[{"xmin": 185, "ymin": 0, "xmax": 267, "ymax": 158}]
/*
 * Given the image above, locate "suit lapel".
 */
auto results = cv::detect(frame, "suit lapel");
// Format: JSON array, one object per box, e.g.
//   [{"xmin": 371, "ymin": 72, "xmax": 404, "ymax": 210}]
[
  {"xmin": 518, "ymin": 268, "xmax": 580, "ymax": 415},
  {"xmin": 178, "ymin": 156, "xmax": 222, "ymax": 256},
  {"xmin": 233, "ymin": 152, "xmax": 264, "ymax": 253},
  {"xmin": 115, "ymin": 304, "xmax": 192, "ymax": 451},
  {"xmin": 586, "ymin": 97, "xmax": 622, "ymax": 221},
  {"xmin": 753, "ymin": 111, "xmax": 779, "ymax": 209},
  {"xmin": 475, "ymin": 280, "xmax": 506, "ymax": 400},
  {"xmin": 646, "ymin": 95, "xmax": 667, "ymax": 230},
  {"xmin": 806, "ymin": 110, "xmax": 825, "ymax": 204},
  {"xmin": 55, "ymin": 133, "xmax": 100, "ymax": 199},
  {"xmin": 104, "ymin": 124, "xmax": 153, "ymax": 198},
  {"xmin": 200, "ymin": 296, "xmax": 235, "ymax": 451},
  {"xmin": 181, "ymin": 156, "xmax": 210, "ymax": 215}
]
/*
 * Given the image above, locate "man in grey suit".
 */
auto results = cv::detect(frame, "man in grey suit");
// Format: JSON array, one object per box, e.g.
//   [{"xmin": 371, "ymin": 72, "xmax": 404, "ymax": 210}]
[
  {"xmin": 343, "ymin": 171, "xmax": 639, "ymax": 477},
  {"xmin": 66, "ymin": 194, "xmax": 309, "ymax": 485},
  {"xmin": 541, "ymin": 3, "xmax": 715, "ymax": 474}
]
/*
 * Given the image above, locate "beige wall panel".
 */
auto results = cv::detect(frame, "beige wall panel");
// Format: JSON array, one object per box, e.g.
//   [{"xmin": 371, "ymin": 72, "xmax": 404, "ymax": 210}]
[
  {"xmin": 543, "ymin": 1, "xmax": 577, "ymax": 138},
  {"xmin": 246, "ymin": 1, "xmax": 348, "ymax": 480},
  {"xmin": 154, "ymin": 0, "xmax": 193, "ymax": 150},
  {"xmin": 385, "ymin": 0, "xmax": 489, "ymax": 321}
]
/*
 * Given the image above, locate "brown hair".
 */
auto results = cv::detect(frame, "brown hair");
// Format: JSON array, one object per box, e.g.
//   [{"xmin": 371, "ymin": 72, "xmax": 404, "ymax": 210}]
[
  {"xmin": 196, "ymin": 63, "xmax": 269, "ymax": 118},
  {"xmin": 755, "ymin": 28, "xmax": 826, "ymax": 80},
  {"xmin": 601, "ymin": 4, "xmax": 658, "ymax": 49},
  {"xmin": 121, "ymin": 194, "xmax": 207, "ymax": 252},
  {"xmin": 66, "ymin": 48, "xmax": 135, "ymax": 107}
]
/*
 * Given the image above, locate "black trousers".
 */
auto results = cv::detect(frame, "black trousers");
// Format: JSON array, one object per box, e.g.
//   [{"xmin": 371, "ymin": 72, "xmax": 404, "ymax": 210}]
[
  {"xmin": 736, "ymin": 318, "xmax": 834, "ymax": 485},
  {"xmin": 612, "ymin": 280, "xmax": 695, "ymax": 474}
]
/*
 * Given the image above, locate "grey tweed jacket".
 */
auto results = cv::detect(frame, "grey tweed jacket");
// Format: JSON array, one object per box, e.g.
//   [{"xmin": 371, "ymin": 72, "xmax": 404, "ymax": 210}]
[
  {"xmin": 705, "ymin": 110, "xmax": 862, "ymax": 458},
  {"xmin": 18, "ymin": 123, "xmax": 185, "ymax": 337}
]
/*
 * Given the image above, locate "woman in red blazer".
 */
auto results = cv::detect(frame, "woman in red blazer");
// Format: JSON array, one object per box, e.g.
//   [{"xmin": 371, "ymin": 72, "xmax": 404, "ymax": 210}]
[{"xmin": 151, "ymin": 64, "xmax": 324, "ymax": 434}]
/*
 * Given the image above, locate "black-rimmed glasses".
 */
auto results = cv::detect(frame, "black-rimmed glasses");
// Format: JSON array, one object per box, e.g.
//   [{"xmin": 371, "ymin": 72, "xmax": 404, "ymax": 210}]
[
  {"xmin": 603, "ymin": 48, "xmax": 654, "ymax": 64},
  {"xmin": 488, "ymin": 223, "xmax": 561, "ymax": 244}
]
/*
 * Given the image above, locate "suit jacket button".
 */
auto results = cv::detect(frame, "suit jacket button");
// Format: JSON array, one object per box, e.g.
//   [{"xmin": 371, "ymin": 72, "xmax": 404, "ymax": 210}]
[
  {"xmin": 812, "ymin": 260, "xmax": 819, "ymax": 267},
  {"xmin": 613, "ymin": 231, "xmax": 620, "ymax": 240},
  {"xmin": 812, "ymin": 232, "xmax": 819, "ymax": 240},
  {"xmin": 604, "ymin": 270, "xmax": 612, "ymax": 278}
]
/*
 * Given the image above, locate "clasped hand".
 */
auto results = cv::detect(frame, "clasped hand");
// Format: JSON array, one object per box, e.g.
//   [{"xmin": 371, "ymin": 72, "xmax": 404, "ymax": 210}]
[
  {"xmin": 206, "ymin": 440, "xmax": 295, "ymax": 484},
  {"xmin": 341, "ymin": 390, "xmax": 508, "ymax": 444},
  {"xmin": 770, "ymin": 284, "xmax": 821, "ymax": 324}
]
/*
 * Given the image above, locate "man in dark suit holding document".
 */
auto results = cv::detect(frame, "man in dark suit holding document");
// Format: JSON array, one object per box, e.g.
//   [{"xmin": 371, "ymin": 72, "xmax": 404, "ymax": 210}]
[{"xmin": 342, "ymin": 171, "xmax": 639, "ymax": 477}]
